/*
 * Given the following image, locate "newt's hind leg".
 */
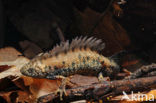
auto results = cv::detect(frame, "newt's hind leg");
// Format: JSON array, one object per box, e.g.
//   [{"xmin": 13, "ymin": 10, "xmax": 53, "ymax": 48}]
[
  {"xmin": 98, "ymin": 72, "xmax": 110, "ymax": 82},
  {"xmin": 97, "ymin": 72, "xmax": 111, "ymax": 99}
]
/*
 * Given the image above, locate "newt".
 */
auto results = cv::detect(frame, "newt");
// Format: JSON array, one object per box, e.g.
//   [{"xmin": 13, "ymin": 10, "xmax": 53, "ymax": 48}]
[{"xmin": 20, "ymin": 36, "xmax": 120, "ymax": 100}]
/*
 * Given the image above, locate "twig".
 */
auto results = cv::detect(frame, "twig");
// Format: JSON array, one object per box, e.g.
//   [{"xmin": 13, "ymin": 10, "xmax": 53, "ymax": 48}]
[
  {"xmin": 147, "ymin": 71, "xmax": 156, "ymax": 77},
  {"xmin": 56, "ymin": 26, "xmax": 65, "ymax": 42},
  {"xmin": 37, "ymin": 76, "xmax": 156, "ymax": 103},
  {"xmin": 51, "ymin": 22, "xmax": 65, "ymax": 42},
  {"xmin": 124, "ymin": 63, "xmax": 156, "ymax": 80}
]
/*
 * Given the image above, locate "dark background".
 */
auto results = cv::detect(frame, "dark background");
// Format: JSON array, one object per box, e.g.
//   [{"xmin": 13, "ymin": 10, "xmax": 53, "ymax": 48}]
[{"xmin": 0, "ymin": 0, "xmax": 156, "ymax": 61}]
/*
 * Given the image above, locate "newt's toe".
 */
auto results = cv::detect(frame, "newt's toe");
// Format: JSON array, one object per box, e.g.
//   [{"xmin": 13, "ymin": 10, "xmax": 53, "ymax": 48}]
[{"xmin": 55, "ymin": 87, "xmax": 67, "ymax": 100}]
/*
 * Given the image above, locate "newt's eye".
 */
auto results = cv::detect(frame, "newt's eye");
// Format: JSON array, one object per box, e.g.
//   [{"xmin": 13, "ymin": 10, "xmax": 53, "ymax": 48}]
[
  {"xmin": 23, "ymin": 68, "xmax": 37, "ymax": 77},
  {"xmin": 27, "ymin": 68, "xmax": 35, "ymax": 74}
]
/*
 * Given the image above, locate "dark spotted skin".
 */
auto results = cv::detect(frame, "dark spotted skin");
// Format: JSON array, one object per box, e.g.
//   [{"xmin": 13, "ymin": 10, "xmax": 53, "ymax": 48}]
[
  {"xmin": 20, "ymin": 51, "xmax": 119, "ymax": 80},
  {"xmin": 44, "ymin": 54, "xmax": 119, "ymax": 80}
]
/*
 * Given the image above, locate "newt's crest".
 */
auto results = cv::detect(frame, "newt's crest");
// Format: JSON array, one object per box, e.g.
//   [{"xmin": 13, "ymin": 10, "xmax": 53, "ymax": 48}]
[{"xmin": 20, "ymin": 36, "xmax": 119, "ymax": 79}]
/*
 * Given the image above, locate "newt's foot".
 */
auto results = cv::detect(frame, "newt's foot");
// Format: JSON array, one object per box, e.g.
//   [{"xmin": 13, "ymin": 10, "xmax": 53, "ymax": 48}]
[{"xmin": 55, "ymin": 86, "xmax": 67, "ymax": 100}]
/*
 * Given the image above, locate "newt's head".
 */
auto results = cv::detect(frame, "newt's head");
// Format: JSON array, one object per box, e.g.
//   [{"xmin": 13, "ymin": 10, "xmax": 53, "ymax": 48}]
[{"xmin": 20, "ymin": 60, "xmax": 52, "ymax": 78}]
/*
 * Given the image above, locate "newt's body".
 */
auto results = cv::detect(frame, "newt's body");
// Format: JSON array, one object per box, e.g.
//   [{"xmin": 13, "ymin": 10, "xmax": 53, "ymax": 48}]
[{"xmin": 20, "ymin": 37, "xmax": 119, "ymax": 79}]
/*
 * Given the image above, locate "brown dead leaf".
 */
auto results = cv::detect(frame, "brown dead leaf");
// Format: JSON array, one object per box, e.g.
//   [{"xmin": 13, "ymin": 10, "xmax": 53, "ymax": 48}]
[
  {"xmin": 0, "ymin": 47, "xmax": 29, "ymax": 79},
  {"xmin": 112, "ymin": 2, "xmax": 123, "ymax": 17},
  {"xmin": 0, "ymin": 91, "xmax": 13, "ymax": 103},
  {"xmin": 21, "ymin": 76, "xmax": 34, "ymax": 86},
  {"xmin": 29, "ymin": 78, "xmax": 60, "ymax": 98},
  {"xmin": 19, "ymin": 40, "xmax": 43, "ymax": 59},
  {"xmin": 112, "ymin": 94, "xmax": 139, "ymax": 103},
  {"xmin": 15, "ymin": 76, "xmax": 61, "ymax": 99},
  {"xmin": 0, "ymin": 47, "xmax": 22, "ymax": 62},
  {"xmin": 0, "ymin": 57, "xmax": 29, "ymax": 79},
  {"xmin": 0, "ymin": 65, "xmax": 13, "ymax": 73},
  {"xmin": 0, "ymin": 90, "xmax": 36, "ymax": 103},
  {"xmin": 141, "ymin": 90, "xmax": 156, "ymax": 101},
  {"xmin": 16, "ymin": 90, "xmax": 36, "ymax": 103}
]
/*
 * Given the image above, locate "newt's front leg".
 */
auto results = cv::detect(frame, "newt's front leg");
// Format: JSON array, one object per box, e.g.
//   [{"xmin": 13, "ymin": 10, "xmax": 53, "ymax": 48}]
[
  {"xmin": 53, "ymin": 75, "xmax": 67, "ymax": 100},
  {"xmin": 54, "ymin": 75, "xmax": 74, "ymax": 100}
]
